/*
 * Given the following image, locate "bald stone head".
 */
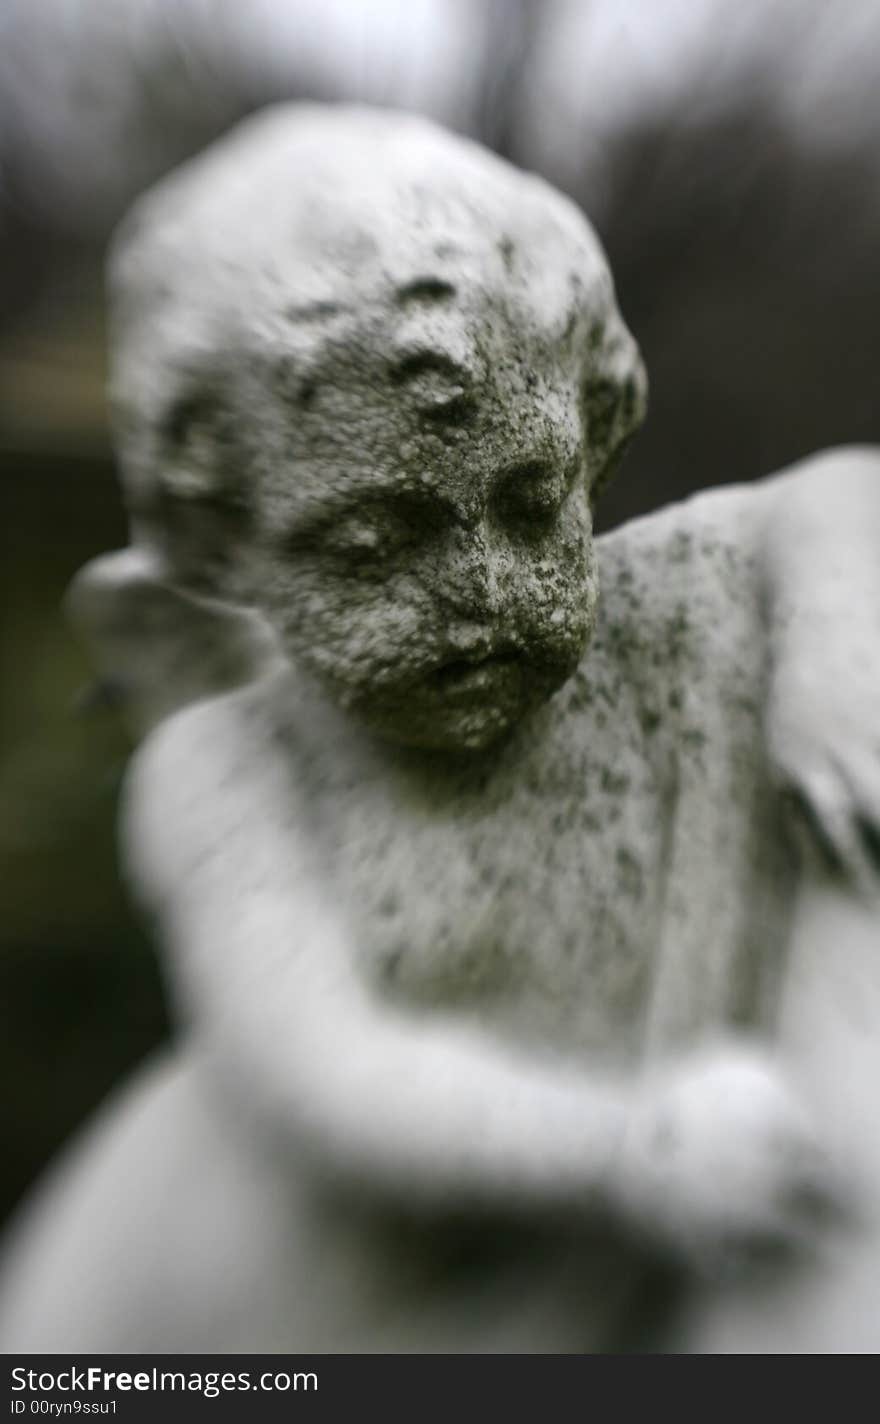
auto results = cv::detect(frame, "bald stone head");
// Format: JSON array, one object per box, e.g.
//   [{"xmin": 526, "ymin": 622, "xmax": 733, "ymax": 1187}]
[{"xmin": 107, "ymin": 105, "xmax": 647, "ymax": 751}]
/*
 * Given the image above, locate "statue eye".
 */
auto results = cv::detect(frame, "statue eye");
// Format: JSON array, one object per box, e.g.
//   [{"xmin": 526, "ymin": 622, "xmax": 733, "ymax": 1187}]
[
  {"xmin": 582, "ymin": 377, "xmax": 622, "ymax": 455},
  {"xmin": 326, "ymin": 515, "xmax": 411, "ymax": 565},
  {"xmin": 494, "ymin": 461, "xmax": 568, "ymax": 535},
  {"xmin": 287, "ymin": 495, "xmax": 437, "ymax": 578}
]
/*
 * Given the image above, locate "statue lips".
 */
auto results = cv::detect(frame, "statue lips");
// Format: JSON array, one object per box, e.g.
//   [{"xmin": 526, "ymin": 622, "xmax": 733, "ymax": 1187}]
[{"xmin": 428, "ymin": 650, "xmax": 525, "ymax": 701}]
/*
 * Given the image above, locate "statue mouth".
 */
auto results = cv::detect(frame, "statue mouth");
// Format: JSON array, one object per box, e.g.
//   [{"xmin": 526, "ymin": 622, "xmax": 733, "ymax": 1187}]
[{"xmin": 428, "ymin": 652, "xmax": 524, "ymax": 698}]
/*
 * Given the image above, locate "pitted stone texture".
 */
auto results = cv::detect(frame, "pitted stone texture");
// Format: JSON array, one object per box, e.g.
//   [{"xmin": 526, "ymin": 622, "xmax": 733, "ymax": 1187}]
[
  {"xmin": 110, "ymin": 104, "xmax": 645, "ymax": 517},
  {"xmin": 109, "ymin": 105, "xmax": 645, "ymax": 751}
]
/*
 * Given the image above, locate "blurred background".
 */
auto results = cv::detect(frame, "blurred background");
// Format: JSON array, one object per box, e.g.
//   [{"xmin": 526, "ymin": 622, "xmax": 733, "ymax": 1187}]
[{"xmin": 2, "ymin": 0, "xmax": 879, "ymax": 1227}]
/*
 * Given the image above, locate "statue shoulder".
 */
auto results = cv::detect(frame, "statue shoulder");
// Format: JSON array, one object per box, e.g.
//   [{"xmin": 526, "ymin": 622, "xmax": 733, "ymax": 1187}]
[{"xmin": 593, "ymin": 484, "xmax": 764, "ymax": 673}]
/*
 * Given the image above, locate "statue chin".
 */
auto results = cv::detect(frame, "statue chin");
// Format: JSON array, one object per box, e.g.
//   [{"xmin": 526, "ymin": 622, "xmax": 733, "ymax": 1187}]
[{"xmin": 344, "ymin": 652, "xmax": 581, "ymax": 754}]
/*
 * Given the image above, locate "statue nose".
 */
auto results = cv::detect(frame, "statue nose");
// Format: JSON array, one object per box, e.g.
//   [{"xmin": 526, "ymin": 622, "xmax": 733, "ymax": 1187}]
[{"xmin": 442, "ymin": 525, "xmax": 504, "ymax": 620}]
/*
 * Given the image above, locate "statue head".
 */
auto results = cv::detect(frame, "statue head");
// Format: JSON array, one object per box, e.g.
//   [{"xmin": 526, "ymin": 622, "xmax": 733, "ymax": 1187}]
[{"xmin": 107, "ymin": 105, "xmax": 647, "ymax": 751}]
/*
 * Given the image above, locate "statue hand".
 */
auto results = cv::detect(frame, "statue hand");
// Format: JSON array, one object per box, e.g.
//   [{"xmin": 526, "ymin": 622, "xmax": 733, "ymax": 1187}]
[
  {"xmin": 760, "ymin": 446, "xmax": 880, "ymax": 892},
  {"xmin": 614, "ymin": 1041, "xmax": 845, "ymax": 1276},
  {"xmin": 766, "ymin": 650, "xmax": 880, "ymax": 892}
]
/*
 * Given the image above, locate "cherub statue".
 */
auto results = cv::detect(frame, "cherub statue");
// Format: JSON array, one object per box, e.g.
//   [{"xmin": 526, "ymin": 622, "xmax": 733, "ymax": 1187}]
[{"xmin": 1, "ymin": 106, "xmax": 878, "ymax": 1353}]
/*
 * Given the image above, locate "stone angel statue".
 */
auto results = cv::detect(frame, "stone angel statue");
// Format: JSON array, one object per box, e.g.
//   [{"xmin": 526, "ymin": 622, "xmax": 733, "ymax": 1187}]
[{"xmin": 1, "ymin": 106, "xmax": 878, "ymax": 1353}]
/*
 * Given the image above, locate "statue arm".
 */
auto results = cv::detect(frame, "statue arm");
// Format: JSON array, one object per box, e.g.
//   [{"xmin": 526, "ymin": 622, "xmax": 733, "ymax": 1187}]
[
  {"xmin": 122, "ymin": 689, "xmax": 626, "ymax": 1219},
  {"xmin": 122, "ymin": 688, "xmax": 830, "ymax": 1255},
  {"xmin": 758, "ymin": 445, "xmax": 880, "ymax": 883}
]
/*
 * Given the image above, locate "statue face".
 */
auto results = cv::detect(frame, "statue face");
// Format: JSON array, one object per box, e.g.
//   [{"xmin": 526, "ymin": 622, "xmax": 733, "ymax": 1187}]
[
  {"xmin": 111, "ymin": 111, "xmax": 647, "ymax": 754},
  {"xmin": 235, "ymin": 285, "xmax": 599, "ymax": 753}
]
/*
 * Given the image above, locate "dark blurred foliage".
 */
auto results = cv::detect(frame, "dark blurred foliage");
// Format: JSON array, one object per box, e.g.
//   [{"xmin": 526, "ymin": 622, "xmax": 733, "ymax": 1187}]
[
  {"xmin": 0, "ymin": 454, "xmax": 168, "ymax": 1223},
  {"xmin": 1, "ymin": 0, "xmax": 879, "ymax": 1224},
  {"xmin": 592, "ymin": 105, "xmax": 880, "ymax": 529}
]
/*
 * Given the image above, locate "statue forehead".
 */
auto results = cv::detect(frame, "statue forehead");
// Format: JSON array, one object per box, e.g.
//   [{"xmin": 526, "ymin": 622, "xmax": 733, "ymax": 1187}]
[
  {"xmin": 109, "ymin": 107, "xmax": 645, "ymax": 528},
  {"xmin": 112, "ymin": 105, "xmax": 613, "ymax": 365}
]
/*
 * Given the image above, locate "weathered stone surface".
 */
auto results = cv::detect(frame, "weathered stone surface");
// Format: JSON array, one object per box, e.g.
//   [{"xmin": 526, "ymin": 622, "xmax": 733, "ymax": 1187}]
[
  {"xmin": 108, "ymin": 104, "xmax": 645, "ymax": 754},
  {"xmin": 1, "ymin": 106, "xmax": 879, "ymax": 1353}
]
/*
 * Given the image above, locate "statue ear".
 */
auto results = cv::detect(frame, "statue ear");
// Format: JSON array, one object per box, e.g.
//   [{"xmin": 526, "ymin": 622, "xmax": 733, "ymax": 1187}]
[
  {"xmin": 153, "ymin": 390, "xmax": 241, "ymax": 504},
  {"xmin": 111, "ymin": 358, "xmax": 252, "ymax": 589},
  {"xmin": 583, "ymin": 315, "xmax": 648, "ymax": 510},
  {"xmin": 65, "ymin": 549, "xmax": 283, "ymax": 738}
]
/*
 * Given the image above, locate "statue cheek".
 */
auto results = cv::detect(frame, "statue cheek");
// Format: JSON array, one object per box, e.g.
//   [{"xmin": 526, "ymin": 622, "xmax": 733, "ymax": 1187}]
[
  {"xmin": 304, "ymin": 587, "xmax": 440, "ymax": 686},
  {"xmin": 528, "ymin": 524, "xmax": 595, "ymax": 611},
  {"xmin": 519, "ymin": 541, "xmax": 597, "ymax": 662}
]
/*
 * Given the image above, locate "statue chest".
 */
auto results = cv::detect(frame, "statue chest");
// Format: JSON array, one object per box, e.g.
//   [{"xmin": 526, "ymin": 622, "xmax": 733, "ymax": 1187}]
[
  {"xmin": 298, "ymin": 700, "xmax": 670, "ymax": 1061},
  {"xmin": 286, "ymin": 628, "xmax": 792, "ymax": 1062}
]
